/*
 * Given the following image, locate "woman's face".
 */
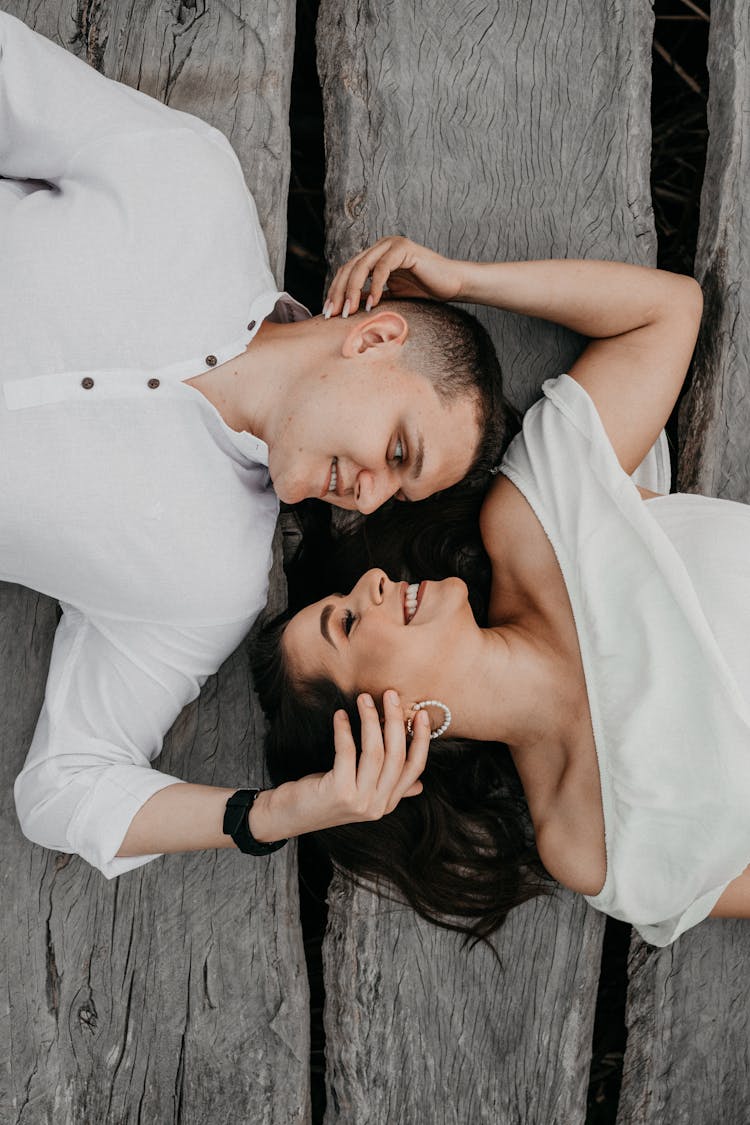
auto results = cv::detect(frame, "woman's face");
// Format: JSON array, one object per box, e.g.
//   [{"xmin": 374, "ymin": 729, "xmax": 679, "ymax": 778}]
[{"xmin": 282, "ymin": 568, "xmax": 475, "ymax": 705}]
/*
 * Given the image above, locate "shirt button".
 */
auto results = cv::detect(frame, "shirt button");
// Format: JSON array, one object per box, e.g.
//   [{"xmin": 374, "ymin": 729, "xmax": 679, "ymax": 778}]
[
  {"xmin": 81, "ymin": 377, "xmax": 95, "ymax": 390},
  {"xmin": 205, "ymin": 354, "xmax": 217, "ymax": 367},
  {"xmin": 147, "ymin": 378, "xmax": 160, "ymax": 389},
  {"xmin": 247, "ymin": 320, "xmax": 256, "ymax": 331}
]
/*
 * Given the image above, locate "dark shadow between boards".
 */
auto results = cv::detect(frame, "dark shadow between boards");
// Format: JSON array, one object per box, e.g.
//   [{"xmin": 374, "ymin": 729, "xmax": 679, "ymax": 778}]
[{"xmin": 282, "ymin": 2, "xmax": 710, "ymax": 1122}]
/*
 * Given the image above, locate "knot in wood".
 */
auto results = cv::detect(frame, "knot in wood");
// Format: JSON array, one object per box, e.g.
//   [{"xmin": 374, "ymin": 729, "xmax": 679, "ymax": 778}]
[{"xmin": 345, "ymin": 190, "xmax": 366, "ymax": 220}]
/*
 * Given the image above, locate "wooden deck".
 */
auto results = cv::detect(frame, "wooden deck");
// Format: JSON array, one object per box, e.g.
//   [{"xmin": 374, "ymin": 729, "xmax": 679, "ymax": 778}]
[{"xmin": 2, "ymin": 2, "xmax": 749, "ymax": 1123}]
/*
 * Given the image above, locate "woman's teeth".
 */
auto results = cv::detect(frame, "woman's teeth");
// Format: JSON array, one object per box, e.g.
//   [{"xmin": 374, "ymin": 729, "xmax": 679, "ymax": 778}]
[
  {"xmin": 328, "ymin": 458, "xmax": 338, "ymax": 492},
  {"xmin": 405, "ymin": 582, "xmax": 419, "ymax": 623}
]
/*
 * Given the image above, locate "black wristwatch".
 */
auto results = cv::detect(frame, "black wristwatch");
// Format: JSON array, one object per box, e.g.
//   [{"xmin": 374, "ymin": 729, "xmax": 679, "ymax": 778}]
[{"xmin": 223, "ymin": 789, "xmax": 287, "ymax": 856}]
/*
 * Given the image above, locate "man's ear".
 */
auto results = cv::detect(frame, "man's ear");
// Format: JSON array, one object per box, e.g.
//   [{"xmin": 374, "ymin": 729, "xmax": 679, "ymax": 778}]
[{"xmin": 340, "ymin": 309, "xmax": 409, "ymax": 358}]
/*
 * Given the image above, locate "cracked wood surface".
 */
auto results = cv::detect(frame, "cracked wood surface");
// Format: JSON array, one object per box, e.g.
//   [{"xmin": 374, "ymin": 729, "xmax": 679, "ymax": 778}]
[
  {"xmin": 678, "ymin": 0, "xmax": 750, "ymax": 502},
  {"xmin": 617, "ymin": 921, "xmax": 750, "ymax": 1125},
  {"xmin": 324, "ymin": 886, "xmax": 604, "ymax": 1125},
  {"xmin": 319, "ymin": 0, "xmax": 657, "ymax": 414},
  {"xmin": 0, "ymin": 4, "xmax": 309, "ymax": 1124},
  {"xmin": 318, "ymin": 1, "xmax": 654, "ymax": 1121},
  {"xmin": 619, "ymin": 4, "xmax": 750, "ymax": 1123}
]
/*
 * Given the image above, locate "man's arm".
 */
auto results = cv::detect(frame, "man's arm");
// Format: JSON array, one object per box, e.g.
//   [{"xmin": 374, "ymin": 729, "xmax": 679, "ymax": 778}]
[
  {"xmin": 14, "ymin": 606, "xmax": 427, "ymax": 874},
  {"xmin": 0, "ymin": 12, "xmax": 219, "ymax": 183},
  {"xmin": 117, "ymin": 695, "xmax": 430, "ymax": 856}
]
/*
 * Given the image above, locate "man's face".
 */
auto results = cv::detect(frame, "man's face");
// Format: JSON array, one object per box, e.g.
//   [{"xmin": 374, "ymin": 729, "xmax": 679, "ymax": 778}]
[{"xmin": 266, "ymin": 360, "xmax": 481, "ymax": 512}]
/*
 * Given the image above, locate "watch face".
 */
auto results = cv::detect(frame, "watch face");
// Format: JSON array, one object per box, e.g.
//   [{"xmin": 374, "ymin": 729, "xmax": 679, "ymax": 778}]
[{"xmin": 223, "ymin": 789, "xmax": 286, "ymax": 855}]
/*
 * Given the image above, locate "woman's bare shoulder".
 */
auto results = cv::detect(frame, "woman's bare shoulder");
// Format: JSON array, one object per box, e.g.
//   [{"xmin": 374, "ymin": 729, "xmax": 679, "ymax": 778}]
[
  {"xmin": 480, "ymin": 473, "xmax": 550, "ymax": 566},
  {"xmin": 522, "ymin": 727, "xmax": 608, "ymax": 899},
  {"xmin": 480, "ymin": 471, "xmax": 663, "ymax": 563},
  {"xmin": 535, "ymin": 807, "xmax": 607, "ymax": 897}
]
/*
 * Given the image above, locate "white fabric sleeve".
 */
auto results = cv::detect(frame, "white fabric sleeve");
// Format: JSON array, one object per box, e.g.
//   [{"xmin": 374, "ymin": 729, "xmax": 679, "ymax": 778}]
[
  {"xmin": 14, "ymin": 604, "xmax": 253, "ymax": 878},
  {"xmin": 0, "ymin": 11, "xmax": 221, "ymax": 183}
]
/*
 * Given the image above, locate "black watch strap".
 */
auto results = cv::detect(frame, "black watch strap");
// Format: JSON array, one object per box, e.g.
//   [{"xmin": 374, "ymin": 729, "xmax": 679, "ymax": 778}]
[{"xmin": 223, "ymin": 789, "xmax": 287, "ymax": 856}]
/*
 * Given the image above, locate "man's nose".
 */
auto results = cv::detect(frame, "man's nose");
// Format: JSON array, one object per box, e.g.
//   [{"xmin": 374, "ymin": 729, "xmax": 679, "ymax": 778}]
[{"xmin": 354, "ymin": 468, "xmax": 399, "ymax": 514}]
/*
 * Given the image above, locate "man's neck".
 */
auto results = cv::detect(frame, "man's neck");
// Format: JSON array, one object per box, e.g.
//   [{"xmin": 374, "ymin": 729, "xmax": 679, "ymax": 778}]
[{"xmin": 184, "ymin": 318, "xmax": 306, "ymax": 438}]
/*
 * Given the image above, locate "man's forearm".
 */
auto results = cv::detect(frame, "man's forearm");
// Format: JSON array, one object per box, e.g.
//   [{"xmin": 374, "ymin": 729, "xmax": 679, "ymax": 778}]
[
  {"xmin": 116, "ymin": 782, "xmax": 281, "ymax": 857},
  {"xmin": 116, "ymin": 693, "xmax": 430, "ymax": 860}
]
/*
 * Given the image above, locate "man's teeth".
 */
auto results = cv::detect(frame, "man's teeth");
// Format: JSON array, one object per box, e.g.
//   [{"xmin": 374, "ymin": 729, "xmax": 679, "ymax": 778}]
[
  {"xmin": 328, "ymin": 458, "xmax": 338, "ymax": 492},
  {"xmin": 405, "ymin": 582, "xmax": 419, "ymax": 622}
]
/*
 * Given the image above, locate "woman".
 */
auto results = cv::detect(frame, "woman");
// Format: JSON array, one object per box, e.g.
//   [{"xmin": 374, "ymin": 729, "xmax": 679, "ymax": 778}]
[{"xmin": 252, "ymin": 237, "xmax": 750, "ymax": 948}]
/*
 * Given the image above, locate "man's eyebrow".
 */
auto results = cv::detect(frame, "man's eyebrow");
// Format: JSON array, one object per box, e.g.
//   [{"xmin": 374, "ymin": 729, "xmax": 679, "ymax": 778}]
[
  {"xmin": 410, "ymin": 433, "xmax": 425, "ymax": 480},
  {"xmin": 320, "ymin": 604, "xmax": 336, "ymax": 648}
]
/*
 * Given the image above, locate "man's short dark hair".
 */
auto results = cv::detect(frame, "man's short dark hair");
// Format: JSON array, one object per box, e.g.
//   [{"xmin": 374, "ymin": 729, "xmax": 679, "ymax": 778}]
[{"xmin": 385, "ymin": 297, "xmax": 519, "ymax": 485}]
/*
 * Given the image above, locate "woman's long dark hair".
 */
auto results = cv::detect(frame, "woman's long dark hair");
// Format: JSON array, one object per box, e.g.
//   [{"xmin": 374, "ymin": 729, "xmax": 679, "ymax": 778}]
[{"xmin": 251, "ymin": 453, "xmax": 552, "ymax": 945}]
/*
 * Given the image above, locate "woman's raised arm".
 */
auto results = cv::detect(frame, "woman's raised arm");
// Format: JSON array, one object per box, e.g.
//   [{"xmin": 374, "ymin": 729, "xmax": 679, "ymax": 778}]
[{"xmin": 325, "ymin": 237, "xmax": 703, "ymax": 474}]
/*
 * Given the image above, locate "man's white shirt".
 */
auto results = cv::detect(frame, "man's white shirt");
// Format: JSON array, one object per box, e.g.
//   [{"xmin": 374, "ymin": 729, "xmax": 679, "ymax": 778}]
[{"xmin": 0, "ymin": 13, "xmax": 307, "ymax": 874}]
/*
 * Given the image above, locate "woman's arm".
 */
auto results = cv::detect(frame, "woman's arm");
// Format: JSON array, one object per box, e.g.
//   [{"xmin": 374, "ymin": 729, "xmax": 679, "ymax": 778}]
[
  {"xmin": 325, "ymin": 238, "xmax": 703, "ymax": 475},
  {"xmin": 708, "ymin": 866, "xmax": 750, "ymax": 919}
]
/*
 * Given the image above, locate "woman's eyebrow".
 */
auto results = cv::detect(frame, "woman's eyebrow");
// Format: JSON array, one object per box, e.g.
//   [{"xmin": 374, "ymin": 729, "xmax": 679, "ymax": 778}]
[{"xmin": 320, "ymin": 604, "xmax": 336, "ymax": 648}]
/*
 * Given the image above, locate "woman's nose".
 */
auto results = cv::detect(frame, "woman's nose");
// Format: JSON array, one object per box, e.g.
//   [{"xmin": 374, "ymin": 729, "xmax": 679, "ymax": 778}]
[{"xmin": 355, "ymin": 569, "xmax": 387, "ymax": 605}]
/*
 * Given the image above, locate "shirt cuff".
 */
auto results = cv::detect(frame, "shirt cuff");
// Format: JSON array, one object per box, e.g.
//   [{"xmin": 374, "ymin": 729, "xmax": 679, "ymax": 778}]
[{"xmin": 67, "ymin": 765, "xmax": 187, "ymax": 878}]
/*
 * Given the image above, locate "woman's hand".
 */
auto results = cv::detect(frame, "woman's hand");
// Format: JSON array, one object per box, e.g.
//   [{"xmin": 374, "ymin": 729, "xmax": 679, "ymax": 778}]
[
  {"xmin": 249, "ymin": 690, "xmax": 431, "ymax": 840},
  {"xmin": 324, "ymin": 236, "xmax": 466, "ymax": 317}
]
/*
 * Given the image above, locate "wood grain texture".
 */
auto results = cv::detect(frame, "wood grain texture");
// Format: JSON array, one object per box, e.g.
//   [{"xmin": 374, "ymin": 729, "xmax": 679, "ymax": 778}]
[
  {"xmin": 617, "ymin": 922, "xmax": 750, "ymax": 1125},
  {"xmin": 318, "ymin": 0, "xmax": 657, "ymax": 412},
  {"xmin": 323, "ymin": 883, "xmax": 604, "ymax": 1125},
  {"xmin": 678, "ymin": 0, "xmax": 750, "ymax": 501},
  {"xmin": 619, "ymin": 5, "xmax": 750, "ymax": 1121},
  {"xmin": 1, "ymin": 569, "xmax": 311, "ymax": 1125},
  {"xmin": 0, "ymin": 4, "xmax": 309, "ymax": 1123},
  {"xmin": 318, "ymin": 2, "xmax": 655, "ymax": 1120}
]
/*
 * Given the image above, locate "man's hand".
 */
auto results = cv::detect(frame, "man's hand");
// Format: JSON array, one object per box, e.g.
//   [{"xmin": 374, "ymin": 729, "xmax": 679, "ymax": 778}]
[
  {"xmin": 249, "ymin": 690, "xmax": 431, "ymax": 841},
  {"xmin": 323, "ymin": 236, "xmax": 466, "ymax": 318}
]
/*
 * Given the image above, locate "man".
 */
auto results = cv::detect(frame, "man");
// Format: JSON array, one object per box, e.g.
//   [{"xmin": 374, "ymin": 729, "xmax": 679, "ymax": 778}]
[{"xmin": 1, "ymin": 13, "xmax": 507, "ymax": 874}]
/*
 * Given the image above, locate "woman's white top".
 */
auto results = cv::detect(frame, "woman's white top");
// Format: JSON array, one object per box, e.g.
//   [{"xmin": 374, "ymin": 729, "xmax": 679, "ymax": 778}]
[
  {"xmin": 501, "ymin": 374, "xmax": 750, "ymax": 946},
  {"xmin": 0, "ymin": 14, "xmax": 307, "ymax": 876}
]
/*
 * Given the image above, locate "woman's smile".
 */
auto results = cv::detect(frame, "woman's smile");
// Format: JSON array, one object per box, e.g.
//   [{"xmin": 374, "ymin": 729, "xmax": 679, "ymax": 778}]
[
  {"xmin": 282, "ymin": 569, "xmax": 475, "ymax": 704},
  {"xmin": 403, "ymin": 581, "xmax": 426, "ymax": 623}
]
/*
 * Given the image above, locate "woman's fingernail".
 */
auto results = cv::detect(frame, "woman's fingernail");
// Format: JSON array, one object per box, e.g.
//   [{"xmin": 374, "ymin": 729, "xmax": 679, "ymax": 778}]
[
  {"xmin": 385, "ymin": 689, "xmax": 400, "ymax": 706},
  {"xmin": 342, "ymin": 299, "xmax": 351, "ymax": 319},
  {"xmin": 360, "ymin": 693, "xmax": 375, "ymax": 708},
  {"xmin": 323, "ymin": 300, "xmax": 332, "ymax": 319},
  {"xmin": 365, "ymin": 296, "xmax": 373, "ymax": 312}
]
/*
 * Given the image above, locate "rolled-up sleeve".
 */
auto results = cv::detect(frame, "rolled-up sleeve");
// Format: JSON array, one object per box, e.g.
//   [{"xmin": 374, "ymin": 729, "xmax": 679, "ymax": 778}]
[{"xmin": 14, "ymin": 604, "xmax": 252, "ymax": 878}]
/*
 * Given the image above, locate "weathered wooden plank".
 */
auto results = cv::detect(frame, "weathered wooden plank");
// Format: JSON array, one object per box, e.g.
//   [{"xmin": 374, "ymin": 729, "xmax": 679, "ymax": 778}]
[
  {"xmin": 1, "ymin": 570, "xmax": 310, "ymax": 1125},
  {"xmin": 0, "ymin": 4, "xmax": 309, "ymax": 1123},
  {"xmin": 318, "ymin": 0, "xmax": 656, "ymax": 1120},
  {"xmin": 678, "ymin": 0, "xmax": 750, "ymax": 501},
  {"xmin": 617, "ymin": 922, "xmax": 750, "ymax": 1125},
  {"xmin": 325, "ymin": 886, "xmax": 603, "ymax": 1125},
  {"xmin": 319, "ymin": 0, "xmax": 657, "ymax": 413},
  {"xmin": 619, "ymin": 4, "xmax": 750, "ymax": 1122}
]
